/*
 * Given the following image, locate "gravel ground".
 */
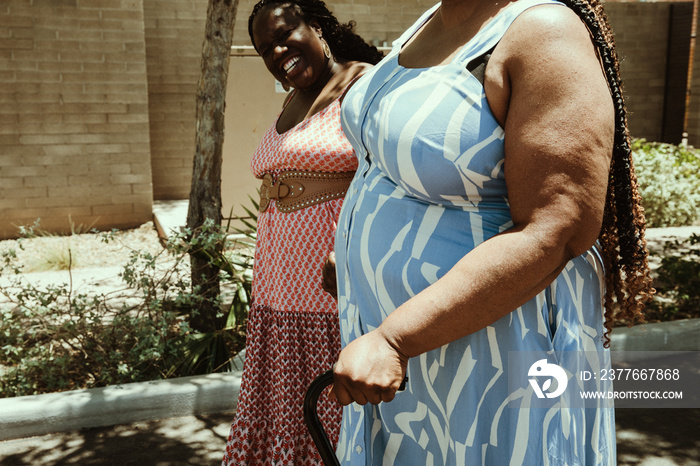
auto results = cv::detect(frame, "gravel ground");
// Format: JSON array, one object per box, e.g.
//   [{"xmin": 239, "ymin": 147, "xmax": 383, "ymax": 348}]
[
  {"xmin": 0, "ymin": 222, "xmax": 175, "ymax": 309},
  {"xmin": 0, "ymin": 222, "xmax": 164, "ymax": 273}
]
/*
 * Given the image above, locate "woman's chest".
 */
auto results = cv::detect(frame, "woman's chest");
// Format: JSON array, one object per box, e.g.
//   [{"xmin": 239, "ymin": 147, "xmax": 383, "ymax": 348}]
[
  {"xmin": 250, "ymin": 107, "xmax": 357, "ymax": 176},
  {"xmin": 343, "ymin": 62, "xmax": 506, "ymax": 201}
]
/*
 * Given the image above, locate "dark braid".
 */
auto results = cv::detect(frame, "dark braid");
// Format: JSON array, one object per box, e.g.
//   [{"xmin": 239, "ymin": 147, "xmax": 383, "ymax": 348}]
[
  {"xmin": 560, "ymin": 0, "xmax": 655, "ymax": 346},
  {"xmin": 248, "ymin": 0, "xmax": 384, "ymax": 65}
]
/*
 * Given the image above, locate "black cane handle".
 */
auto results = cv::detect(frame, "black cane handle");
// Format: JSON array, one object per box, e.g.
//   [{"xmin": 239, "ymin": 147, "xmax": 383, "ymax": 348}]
[
  {"xmin": 303, "ymin": 369, "xmax": 340, "ymax": 466},
  {"xmin": 303, "ymin": 370, "xmax": 408, "ymax": 466}
]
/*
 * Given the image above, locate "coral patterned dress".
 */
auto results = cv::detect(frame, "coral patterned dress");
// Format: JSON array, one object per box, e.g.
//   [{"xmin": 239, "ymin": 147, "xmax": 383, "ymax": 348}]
[{"xmin": 222, "ymin": 92, "xmax": 358, "ymax": 465}]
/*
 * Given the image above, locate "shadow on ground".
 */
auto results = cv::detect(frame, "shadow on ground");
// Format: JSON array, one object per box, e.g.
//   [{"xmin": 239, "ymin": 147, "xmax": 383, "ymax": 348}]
[
  {"xmin": 616, "ymin": 408, "xmax": 699, "ymax": 465},
  {"xmin": 0, "ymin": 413, "xmax": 234, "ymax": 466},
  {"xmin": 0, "ymin": 409, "xmax": 698, "ymax": 465}
]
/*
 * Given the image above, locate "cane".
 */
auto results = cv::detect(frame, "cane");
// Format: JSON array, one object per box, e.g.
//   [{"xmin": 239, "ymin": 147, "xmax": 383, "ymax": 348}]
[
  {"xmin": 303, "ymin": 369, "xmax": 340, "ymax": 466},
  {"xmin": 303, "ymin": 370, "xmax": 408, "ymax": 466}
]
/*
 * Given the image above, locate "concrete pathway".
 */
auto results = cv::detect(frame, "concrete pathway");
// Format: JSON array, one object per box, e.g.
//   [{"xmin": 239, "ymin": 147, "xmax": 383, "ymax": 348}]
[
  {"xmin": 0, "ymin": 412, "xmax": 235, "ymax": 465},
  {"xmin": 1, "ymin": 409, "xmax": 698, "ymax": 465}
]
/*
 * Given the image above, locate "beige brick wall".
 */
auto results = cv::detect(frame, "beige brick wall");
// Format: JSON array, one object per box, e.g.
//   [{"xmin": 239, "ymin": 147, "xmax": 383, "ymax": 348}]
[
  {"xmin": 143, "ymin": 0, "xmax": 208, "ymax": 200},
  {"xmin": 222, "ymin": 54, "xmax": 287, "ymax": 220},
  {"xmin": 2, "ymin": 0, "xmax": 698, "ymax": 239},
  {"xmin": 606, "ymin": 2, "xmax": 672, "ymax": 143},
  {"xmin": 231, "ymin": 0, "xmax": 437, "ymax": 47},
  {"xmin": 0, "ymin": 0, "xmax": 153, "ymax": 239}
]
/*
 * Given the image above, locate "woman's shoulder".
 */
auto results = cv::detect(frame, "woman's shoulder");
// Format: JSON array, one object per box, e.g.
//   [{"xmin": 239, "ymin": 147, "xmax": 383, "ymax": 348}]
[
  {"xmin": 495, "ymin": 2, "xmax": 597, "ymax": 69},
  {"xmin": 504, "ymin": 2, "xmax": 589, "ymax": 45},
  {"xmin": 344, "ymin": 61, "xmax": 374, "ymax": 75}
]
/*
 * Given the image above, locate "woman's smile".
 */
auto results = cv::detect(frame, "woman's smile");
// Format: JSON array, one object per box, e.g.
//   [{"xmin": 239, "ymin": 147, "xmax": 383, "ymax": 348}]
[{"xmin": 282, "ymin": 55, "xmax": 302, "ymax": 76}]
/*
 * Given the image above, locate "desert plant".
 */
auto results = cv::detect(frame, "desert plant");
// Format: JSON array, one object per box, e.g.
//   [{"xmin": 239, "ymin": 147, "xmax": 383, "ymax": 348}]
[
  {"xmin": 9, "ymin": 216, "xmax": 103, "ymax": 272},
  {"xmin": 10, "ymin": 220, "xmax": 77, "ymax": 272},
  {"xmin": 632, "ymin": 139, "xmax": 700, "ymax": 227},
  {"xmin": 167, "ymin": 210, "xmax": 256, "ymax": 376},
  {"xmin": 0, "ymin": 209, "xmax": 256, "ymax": 397}
]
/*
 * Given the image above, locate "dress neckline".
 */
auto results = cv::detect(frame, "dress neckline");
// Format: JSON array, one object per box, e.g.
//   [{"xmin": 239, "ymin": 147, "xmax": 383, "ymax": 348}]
[
  {"xmin": 395, "ymin": 0, "xmax": 552, "ymax": 71},
  {"xmin": 396, "ymin": 2, "xmax": 498, "ymax": 71},
  {"xmin": 395, "ymin": 4, "xmax": 443, "ymax": 70},
  {"xmin": 274, "ymin": 88, "xmax": 344, "ymax": 136}
]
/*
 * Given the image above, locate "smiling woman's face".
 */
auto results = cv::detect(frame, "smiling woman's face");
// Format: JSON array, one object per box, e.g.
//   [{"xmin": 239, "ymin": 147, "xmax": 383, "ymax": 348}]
[{"xmin": 252, "ymin": 4, "xmax": 328, "ymax": 91}]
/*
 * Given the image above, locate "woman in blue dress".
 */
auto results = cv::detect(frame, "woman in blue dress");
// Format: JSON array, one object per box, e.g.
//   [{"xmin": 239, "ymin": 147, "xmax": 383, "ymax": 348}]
[{"xmin": 327, "ymin": 0, "xmax": 654, "ymax": 464}]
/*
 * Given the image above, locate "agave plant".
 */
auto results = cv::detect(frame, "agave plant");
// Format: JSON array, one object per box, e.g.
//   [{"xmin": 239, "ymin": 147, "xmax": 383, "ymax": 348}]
[{"xmin": 167, "ymin": 198, "xmax": 257, "ymax": 376}]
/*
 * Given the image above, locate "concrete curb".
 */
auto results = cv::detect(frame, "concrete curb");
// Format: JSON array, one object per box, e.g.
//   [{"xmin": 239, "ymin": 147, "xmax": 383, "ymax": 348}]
[
  {"xmin": 0, "ymin": 370, "xmax": 243, "ymax": 442},
  {"xmin": 610, "ymin": 318, "xmax": 700, "ymax": 353},
  {"xmin": 0, "ymin": 350, "xmax": 245, "ymax": 442},
  {"xmin": 1, "ymin": 320, "xmax": 698, "ymax": 442}
]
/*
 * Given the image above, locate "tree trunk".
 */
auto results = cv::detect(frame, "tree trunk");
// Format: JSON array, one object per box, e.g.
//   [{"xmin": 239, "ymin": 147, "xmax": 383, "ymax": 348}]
[{"xmin": 187, "ymin": 0, "xmax": 239, "ymax": 333}]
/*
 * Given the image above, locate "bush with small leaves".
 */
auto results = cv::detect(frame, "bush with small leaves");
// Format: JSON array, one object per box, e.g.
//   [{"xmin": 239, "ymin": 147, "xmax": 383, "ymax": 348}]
[
  {"xmin": 632, "ymin": 139, "xmax": 700, "ymax": 227},
  {"xmin": 645, "ymin": 234, "xmax": 700, "ymax": 323},
  {"xmin": 0, "ymin": 212, "xmax": 255, "ymax": 398}
]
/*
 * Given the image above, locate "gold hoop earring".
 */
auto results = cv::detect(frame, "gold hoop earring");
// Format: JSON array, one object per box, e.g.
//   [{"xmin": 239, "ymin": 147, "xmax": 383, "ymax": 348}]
[{"xmin": 322, "ymin": 39, "xmax": 331, "ymax": 59}]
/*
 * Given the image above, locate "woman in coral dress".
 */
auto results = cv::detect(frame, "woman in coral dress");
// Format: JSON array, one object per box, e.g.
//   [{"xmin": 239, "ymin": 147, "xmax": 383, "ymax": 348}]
[{"xmin": 222, "ymin": 1, "xmax": 383, "ymax": 464}]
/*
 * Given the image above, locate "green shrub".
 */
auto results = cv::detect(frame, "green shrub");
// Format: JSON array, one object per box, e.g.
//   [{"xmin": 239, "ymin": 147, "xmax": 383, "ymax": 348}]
[
  {"xmin": 632, "ymin": 139, "xmax": 700, "ymax": 227},
  {"xmin": 645, "ymin": 234, "xmax": 700, "ymax": 323},
  {"xmin": 0, "ymin": 215, "xmax": 255, "ymax": 398}
]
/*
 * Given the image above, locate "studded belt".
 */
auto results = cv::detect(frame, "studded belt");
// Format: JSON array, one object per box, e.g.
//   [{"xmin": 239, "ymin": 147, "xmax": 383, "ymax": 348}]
[{"xmin": 258, "ymin": 170, "xmax": 355, "ymax": 213}]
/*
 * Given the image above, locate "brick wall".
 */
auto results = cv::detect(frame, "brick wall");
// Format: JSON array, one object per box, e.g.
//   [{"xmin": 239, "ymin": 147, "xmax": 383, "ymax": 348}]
[
  {"xmin": 230, "ymin": 0, "xmax": 437, "ymax": 46},
  {"xmin": 1, "ymin": 0, "xmax": 698, "ymax": 239},
  {"xmin": 143, "ymin": 0, "xmax": 208, "ymax": 200},
  {"xmin": 0, "ymin": 0, "xmax": 153, "ymax": 239},
  {"xmin": 606, "ymin": 2, "xmax": 673, "ymax": 143}
]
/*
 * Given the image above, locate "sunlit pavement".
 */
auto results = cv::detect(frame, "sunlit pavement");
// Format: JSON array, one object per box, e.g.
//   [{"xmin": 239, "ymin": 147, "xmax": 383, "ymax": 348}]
[{"xmin": 0, "ymin": 409, "xmax": 698, "ymax": 465}]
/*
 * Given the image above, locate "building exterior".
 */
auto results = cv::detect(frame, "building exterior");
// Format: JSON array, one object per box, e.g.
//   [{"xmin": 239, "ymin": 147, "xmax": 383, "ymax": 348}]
[{"xmin": 0, "ymin": 0, "xmax": 697, "ymax": 238}]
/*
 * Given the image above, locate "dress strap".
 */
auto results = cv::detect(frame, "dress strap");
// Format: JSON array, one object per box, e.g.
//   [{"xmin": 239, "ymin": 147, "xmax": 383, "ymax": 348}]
[
  {"xmin": 391, "ymin": 3, "xmax": 441, "ymax": 51},
  {"xmin": 339, "ymin": 72, "xmax": 368, "ymax": 104},
  {"xmin": 282, "ymin": 89, "xmax": 297, "ymax": 109},
  {"xmin": 453, "ymin": 0, "xmax": 565, "ymax": 64}
]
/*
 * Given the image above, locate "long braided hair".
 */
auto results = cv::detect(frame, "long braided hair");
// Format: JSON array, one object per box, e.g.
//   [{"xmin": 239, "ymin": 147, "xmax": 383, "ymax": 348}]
[
  {"xmin": 248, "ymin": 0, "xmax": 384, "ymax": 65},
  {"xmin": 562, "ymin": 0, "xmax": 655, "ymax": 345}
]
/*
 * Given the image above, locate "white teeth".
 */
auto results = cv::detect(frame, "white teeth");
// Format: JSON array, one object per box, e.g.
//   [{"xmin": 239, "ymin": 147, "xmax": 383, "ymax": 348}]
[{"xmin": 283, "ymin": 56, "xmax": 300, "ymax": 73}]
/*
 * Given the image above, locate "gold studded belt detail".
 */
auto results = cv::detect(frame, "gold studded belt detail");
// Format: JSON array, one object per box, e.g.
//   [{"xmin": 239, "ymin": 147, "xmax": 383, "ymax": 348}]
[{"xmin": 258, "ymin": 170, "xmax": 355, "ymax": 213}]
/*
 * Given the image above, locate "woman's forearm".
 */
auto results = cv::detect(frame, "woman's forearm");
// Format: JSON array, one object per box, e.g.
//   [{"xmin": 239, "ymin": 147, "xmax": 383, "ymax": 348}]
[{"xmin": 376, "ymin": 225, "xmax": 573, "ymax": 359}]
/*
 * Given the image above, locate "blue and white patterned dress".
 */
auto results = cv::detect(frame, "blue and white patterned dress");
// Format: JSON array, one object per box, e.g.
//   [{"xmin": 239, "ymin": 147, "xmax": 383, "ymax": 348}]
[{"xmin": 334, "ymin": 1, "xmax": 616, "ymax": 464}]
